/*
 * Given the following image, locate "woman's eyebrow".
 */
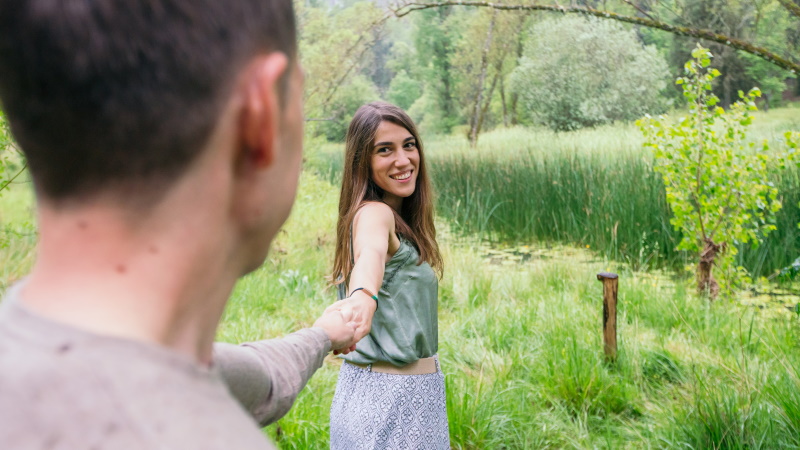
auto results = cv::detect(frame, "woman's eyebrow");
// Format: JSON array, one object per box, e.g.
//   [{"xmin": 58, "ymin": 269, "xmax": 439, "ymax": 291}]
[{"xmin": 373, "ymin": 136, "xmax": 415, "ymax": 148}]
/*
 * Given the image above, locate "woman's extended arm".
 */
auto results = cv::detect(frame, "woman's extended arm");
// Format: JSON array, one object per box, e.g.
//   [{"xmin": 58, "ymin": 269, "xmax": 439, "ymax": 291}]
[{"xmin": 334, "ymin": 202, "xmax": 397, "ymax": 342}]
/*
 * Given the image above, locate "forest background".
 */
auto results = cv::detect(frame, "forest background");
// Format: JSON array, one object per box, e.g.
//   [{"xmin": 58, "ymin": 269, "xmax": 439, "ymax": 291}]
[{"xmin": 2, "ymin": 0, "xmax": 800, "ymax": 448}]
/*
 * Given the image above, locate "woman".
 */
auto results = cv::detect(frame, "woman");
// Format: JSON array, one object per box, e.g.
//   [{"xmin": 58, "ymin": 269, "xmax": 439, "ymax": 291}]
[{"xmin": 328, "ymin": 102, "xmax": 449, "ymax": 449}]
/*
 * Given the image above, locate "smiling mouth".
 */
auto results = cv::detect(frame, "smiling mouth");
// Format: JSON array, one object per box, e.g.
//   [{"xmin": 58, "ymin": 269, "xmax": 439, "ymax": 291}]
[{"xmin": 390, "ymin": 170, "xmax": 412, "ymax": 181}]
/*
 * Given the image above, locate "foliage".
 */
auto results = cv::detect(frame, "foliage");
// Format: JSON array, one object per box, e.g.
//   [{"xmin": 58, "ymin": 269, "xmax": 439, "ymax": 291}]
[
  {"xmin": 408, "ymin": 8, "xmax": 460, "ymax": 134},
  {"xmin": 0, "ymin": 111, "xmax": 24, "ymax": 196},
  {"xmin": 310, "ymin": 109, "xmax": 800, "ymax": 278},
  {"xmin": 316, "ymin": 75, "xmax": 379, "ymax": 142},
  {"xmin": 638, "ymin": 45, "xmax": 786, "ymax": 296},
  {"xmin": 448, "ymin": 9, "xmax": 527, "ymax": 140},
  {"xmin": 4, "ymin": 143, "xmax": 800, "ymax": 448},
  {"xmin": 296, "ymin": 0, "xmax": 384, "ymax": 138},
  {"xmin": 509, "ymin": 16, "xmax": 670, "ymax": 132},
  {"xmin": 662, "ymin": 0, "xmax": 798, "ymax": 107},
  {"xmin": 385, "ymin": 69, "xmax": 422, "ymax": 111}
]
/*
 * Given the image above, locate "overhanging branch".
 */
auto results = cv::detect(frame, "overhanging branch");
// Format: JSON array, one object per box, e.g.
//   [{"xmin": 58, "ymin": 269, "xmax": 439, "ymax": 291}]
[
  {"xmin": 392, "ymin": 1, "xmax": 800, "ymax": 74},
  {"xmin": 778, "ymin": 0, "xmax": 800, "ymax": 20}
]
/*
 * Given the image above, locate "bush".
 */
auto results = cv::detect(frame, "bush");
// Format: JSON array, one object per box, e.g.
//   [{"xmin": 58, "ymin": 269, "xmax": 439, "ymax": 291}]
[{"xmin": 510, "ymin": 16, "xmax": 670, "ymax": 131}]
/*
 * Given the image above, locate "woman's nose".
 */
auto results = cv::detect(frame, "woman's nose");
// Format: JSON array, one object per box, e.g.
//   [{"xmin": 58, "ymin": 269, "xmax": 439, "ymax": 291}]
[{"xmin": 395, "ymin": 151, "xmax": 410, "ymax": 166}]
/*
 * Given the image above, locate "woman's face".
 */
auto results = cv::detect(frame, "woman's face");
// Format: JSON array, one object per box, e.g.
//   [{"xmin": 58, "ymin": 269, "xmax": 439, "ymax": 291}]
[{"xmin": 369, "ymin": 120, "xmax": 419, "ymax": 211}]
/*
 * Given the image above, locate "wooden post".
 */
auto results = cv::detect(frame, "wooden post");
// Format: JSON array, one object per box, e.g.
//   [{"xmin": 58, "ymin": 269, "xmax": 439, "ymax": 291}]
[{"xmin": 596, "ymin": 272, "xmax": 618, "ymax": 361}]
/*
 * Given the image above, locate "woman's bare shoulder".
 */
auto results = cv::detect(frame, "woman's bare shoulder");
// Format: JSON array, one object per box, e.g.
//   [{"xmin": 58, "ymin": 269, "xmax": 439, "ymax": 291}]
[
  {"xmin": 354, "ymin": 202, "xmax": 395, "ymax": 231},
  {"xmin": 356, "ymin": 201, "xmax": 394, "ymax": 219}
]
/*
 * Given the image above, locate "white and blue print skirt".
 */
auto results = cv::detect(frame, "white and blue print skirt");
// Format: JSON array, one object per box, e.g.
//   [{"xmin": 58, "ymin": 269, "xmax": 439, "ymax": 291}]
[{"xmin": 330, "ymin": 359, "xmax": 449, "ymax": 449}]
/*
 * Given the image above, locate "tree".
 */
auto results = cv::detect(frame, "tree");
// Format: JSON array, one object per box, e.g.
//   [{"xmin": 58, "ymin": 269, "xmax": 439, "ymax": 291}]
[
  {"xmin": 637, "ymin": 46, "xmax": 785, "ymax": 299},
  {"xmin": 448, "ymin": 8, "xmax": 527, "ymax": 145},
  {"xmin": 393, "ymin": 0, "xmax": 800, "ymax": 75},
  {"xmin": 317, "ymin": 75, "xmax": 380, "ymax": 142},
  {"xmin": 386, "ymin": 70, "xmax": 422, "ymax": 111},
  {"xmin": 661, "ymin": 0, "xmax": 798, "ymax": 108},
  {"xmin": 510, "ymin": 16, "xmax": 670, "ymax": 131},
  {"xmin": 410, "ymin": 7, "xmax": 460, "ymax": 134},
  {"xmin": 297, "ymin": 1, "xmax": 387, "ymax": 137}
]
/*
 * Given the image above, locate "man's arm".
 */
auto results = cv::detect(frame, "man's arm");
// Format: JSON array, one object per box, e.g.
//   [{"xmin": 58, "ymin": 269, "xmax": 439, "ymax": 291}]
[
  {"xmin": 213, "ymin": 327, "xmax": 330, "ymax": 427},
  {"xmin": 213, "ymin": 308, "xmax": 356, "ymax": 426}
]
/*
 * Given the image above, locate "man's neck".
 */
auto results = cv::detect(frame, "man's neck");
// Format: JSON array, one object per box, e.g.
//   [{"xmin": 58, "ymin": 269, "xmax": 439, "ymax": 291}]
[{"xmin": 20, "ymin": 201, "xmax": 240, "ymax": 366}]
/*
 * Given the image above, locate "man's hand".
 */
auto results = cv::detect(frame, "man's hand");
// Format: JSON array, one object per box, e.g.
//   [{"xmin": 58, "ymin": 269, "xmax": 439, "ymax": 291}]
[
  {"xmin": 313, "ymin": 307, "xmax": 357, "ymax": 355},
  {"xmin": 328, "ymin": 291, "xmax": 378, "ymax": 345}
]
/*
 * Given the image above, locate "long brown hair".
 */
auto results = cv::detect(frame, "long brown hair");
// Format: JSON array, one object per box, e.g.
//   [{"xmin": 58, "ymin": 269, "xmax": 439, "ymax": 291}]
[{"xmin": 332, "ymin": 102, "xmax": 442, "ymax": 286}]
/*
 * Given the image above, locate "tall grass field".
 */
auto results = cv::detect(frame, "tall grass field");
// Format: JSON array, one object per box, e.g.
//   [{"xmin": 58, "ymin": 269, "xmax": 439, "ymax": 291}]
[
  {"xmin": 310, "ymin": 106, "xmax": 800, "ymax": 278},
  {"xmin": 2, "ymin": 110, "xmax": 800, "ymax": 448}
]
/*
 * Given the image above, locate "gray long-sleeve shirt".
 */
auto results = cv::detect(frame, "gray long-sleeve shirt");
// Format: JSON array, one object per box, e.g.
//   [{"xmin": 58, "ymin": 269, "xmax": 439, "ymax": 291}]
[{"xmin": 0, "ymin": 287, "xmax": 331, "ymax": 449}]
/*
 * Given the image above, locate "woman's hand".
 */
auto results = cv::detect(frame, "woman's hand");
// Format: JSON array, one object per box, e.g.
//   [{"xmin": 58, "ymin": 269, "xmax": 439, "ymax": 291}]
[{"xmin": 327, "ymin": 291, "xmax": 378, "ymax": 351}]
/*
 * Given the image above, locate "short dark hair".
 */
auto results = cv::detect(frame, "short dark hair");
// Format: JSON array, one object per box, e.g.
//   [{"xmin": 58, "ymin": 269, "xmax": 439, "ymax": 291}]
[{"xmin": 0, "ymin": 0, "xmax": 297, "ymax": 204}]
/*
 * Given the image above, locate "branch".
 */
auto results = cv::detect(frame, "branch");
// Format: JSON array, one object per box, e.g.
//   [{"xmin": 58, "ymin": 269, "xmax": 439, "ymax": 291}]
[
  {"xmin": 778, "ymin": 0, "xmax": 800, "ymax": 20},
  {"xmin": 622, "ymin": 0, "xmax": 656, "ymax": 21},
  {"xmin": 0, "ymin": 161, "xmax": 28, "ymax": 193},
  {"xmin": 303, "ymin": 12, "xmax": 391, "ymax": 110},
  {"xmin": 392, "ymin": 1, "xmax": 800, "ymax": 74}
]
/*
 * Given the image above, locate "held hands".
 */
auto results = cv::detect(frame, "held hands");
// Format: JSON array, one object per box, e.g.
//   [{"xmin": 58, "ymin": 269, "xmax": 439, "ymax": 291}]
[
  {"xmin": 313, "ymin": 307, "xmax": 357, "ymax": 355},
  {"xmin": 316, "ymin": 290, "xmax": 378, "ymax": 356},
  {"xmin": 327, "ymin": 291, "xmax": 378, "ymax": 349}
]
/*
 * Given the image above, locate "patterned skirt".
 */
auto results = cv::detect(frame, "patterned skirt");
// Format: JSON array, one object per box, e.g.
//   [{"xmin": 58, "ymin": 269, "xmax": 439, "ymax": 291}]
[{"xmin": 329, "ymin": 358, "xmax": 450, "ymax": 449}]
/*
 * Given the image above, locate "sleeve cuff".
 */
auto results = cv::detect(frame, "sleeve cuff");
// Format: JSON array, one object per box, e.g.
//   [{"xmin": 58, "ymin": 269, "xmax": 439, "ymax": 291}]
[{"xmin": 305, "ymin": 326, "xmax": 332, "ymax": 355}]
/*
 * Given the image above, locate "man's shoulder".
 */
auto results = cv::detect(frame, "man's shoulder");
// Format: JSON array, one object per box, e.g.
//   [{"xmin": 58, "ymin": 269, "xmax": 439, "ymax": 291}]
[{"xmin": 0, "ymin": 311, "xmax": 276, "ymax": 449}]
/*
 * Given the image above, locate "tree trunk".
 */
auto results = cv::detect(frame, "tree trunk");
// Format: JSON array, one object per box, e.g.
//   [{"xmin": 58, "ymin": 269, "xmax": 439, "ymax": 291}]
[
  {"xmin": 468, "ymin": 9, "xmax": 497, "ymax": 147},
  {"xmin": 509, "ymin": 15, "xmax": 525, "ymax": 126},
  {"xmin": 476, "ymin": 68, "xmax": 500, "ymax": 137},
  {"xmin": 500, "ymin": 74, "xmax": 508, "ymax": 127},
  {"xmin": 697, "ymin": 238, "xmax": 723, "ymax": 300}
]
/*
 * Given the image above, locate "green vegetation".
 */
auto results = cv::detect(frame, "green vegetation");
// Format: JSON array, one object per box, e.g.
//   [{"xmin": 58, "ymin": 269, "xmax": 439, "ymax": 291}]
[
  {"xmin": 510, "ymin": 16, "xmax": 670, "ymax": 131},
  {"xmin": 639, "ymin": 46, "xmax": 785, "ymax": 298},
  {"xmin": 298, "ymin": 0, "xmax": 799, "ymax": 141},
  {"xmin": 3, "ymin": 144, "xmax": 800, "ymax": 447},
  {"xmin": 309, "ymin": 106, "xmax": 800, "ymax": 279}
]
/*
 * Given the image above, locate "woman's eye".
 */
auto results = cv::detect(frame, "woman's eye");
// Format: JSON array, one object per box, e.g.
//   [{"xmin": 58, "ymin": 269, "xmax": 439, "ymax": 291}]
[
  {"xmin": 376, "ymin": 147, "xmax": 390, "ymax": 154},
  {"xmin": 404, "ymin": 141, "xmax": 416, "ymax": 149}
]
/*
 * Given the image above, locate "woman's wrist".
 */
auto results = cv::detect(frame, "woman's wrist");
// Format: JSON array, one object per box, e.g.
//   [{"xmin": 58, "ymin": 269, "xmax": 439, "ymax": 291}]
[{"xmin": 349, "ymin": 287, "xmax": 378, "ymax": 308}]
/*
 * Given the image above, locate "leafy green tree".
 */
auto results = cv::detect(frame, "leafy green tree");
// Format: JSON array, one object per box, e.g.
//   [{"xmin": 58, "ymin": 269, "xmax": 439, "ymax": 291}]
[
  {"xmin": 297, "ymin": 1, "xmax": 385, "ymax": 137},
  {"xmin": 386, "ymin": 70, "xmax": 422, "ymax": 111},
  {"xmin": 663, "ymin": 0, "xmax": 797, "ymax": 108},
  {"xmin": 317, "ymin": 75, "xmax": 380, "ymax": 142},
  {"xmin": 638, "ymin": 46, "xmax": 785, "ymax": 299},
  {"xmin": 510, "ymin": 16, "xmax": 670, "ymax": 132},
  {"xmin": 410, "ymin": 7, "xmax": 459, "ymax": 134},
  {"xmin": 448, "ymin": 8, "xmax": 527, "ymax": 145}
]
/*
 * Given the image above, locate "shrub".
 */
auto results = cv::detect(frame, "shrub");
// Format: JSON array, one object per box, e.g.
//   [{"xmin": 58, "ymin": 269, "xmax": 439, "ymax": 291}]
[{"xmin": 510, "ymin": 16, "xmax": 670, "ymax": 131}]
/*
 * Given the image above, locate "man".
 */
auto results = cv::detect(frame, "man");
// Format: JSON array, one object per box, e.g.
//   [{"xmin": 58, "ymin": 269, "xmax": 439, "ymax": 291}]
[{"xmin": 0, "ymin": 1, "xmax": 358, "ymax": 448}]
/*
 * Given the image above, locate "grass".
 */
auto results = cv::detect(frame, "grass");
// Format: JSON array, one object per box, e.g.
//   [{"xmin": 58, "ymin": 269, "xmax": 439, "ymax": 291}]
[{"xmin": 3, "ymin": 121, "xmax": 800, "ymax": 447}]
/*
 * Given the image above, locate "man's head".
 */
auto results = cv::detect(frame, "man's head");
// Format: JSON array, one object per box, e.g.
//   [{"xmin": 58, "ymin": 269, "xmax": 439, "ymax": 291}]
[{"xmin": 0, "ymin": 0, "xmax": 299, "ymax": 206}]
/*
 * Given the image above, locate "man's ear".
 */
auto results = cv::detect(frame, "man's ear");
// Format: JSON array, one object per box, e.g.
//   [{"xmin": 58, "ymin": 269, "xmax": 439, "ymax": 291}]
[{"xmin": 238, "ymin": 53, "xmax": 290, "ymax": 170}]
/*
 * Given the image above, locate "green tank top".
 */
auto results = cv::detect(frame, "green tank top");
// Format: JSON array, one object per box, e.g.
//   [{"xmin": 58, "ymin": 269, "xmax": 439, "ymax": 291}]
[{"xmin": 338, "ymin": 237, "xmax": 439, "ymax": 367}]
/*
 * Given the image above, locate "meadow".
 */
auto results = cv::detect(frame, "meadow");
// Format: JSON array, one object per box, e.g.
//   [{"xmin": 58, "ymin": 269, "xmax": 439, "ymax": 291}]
[{"xmin": 2, "ymin": 111, "xmax": 800, "ymax": 448}]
